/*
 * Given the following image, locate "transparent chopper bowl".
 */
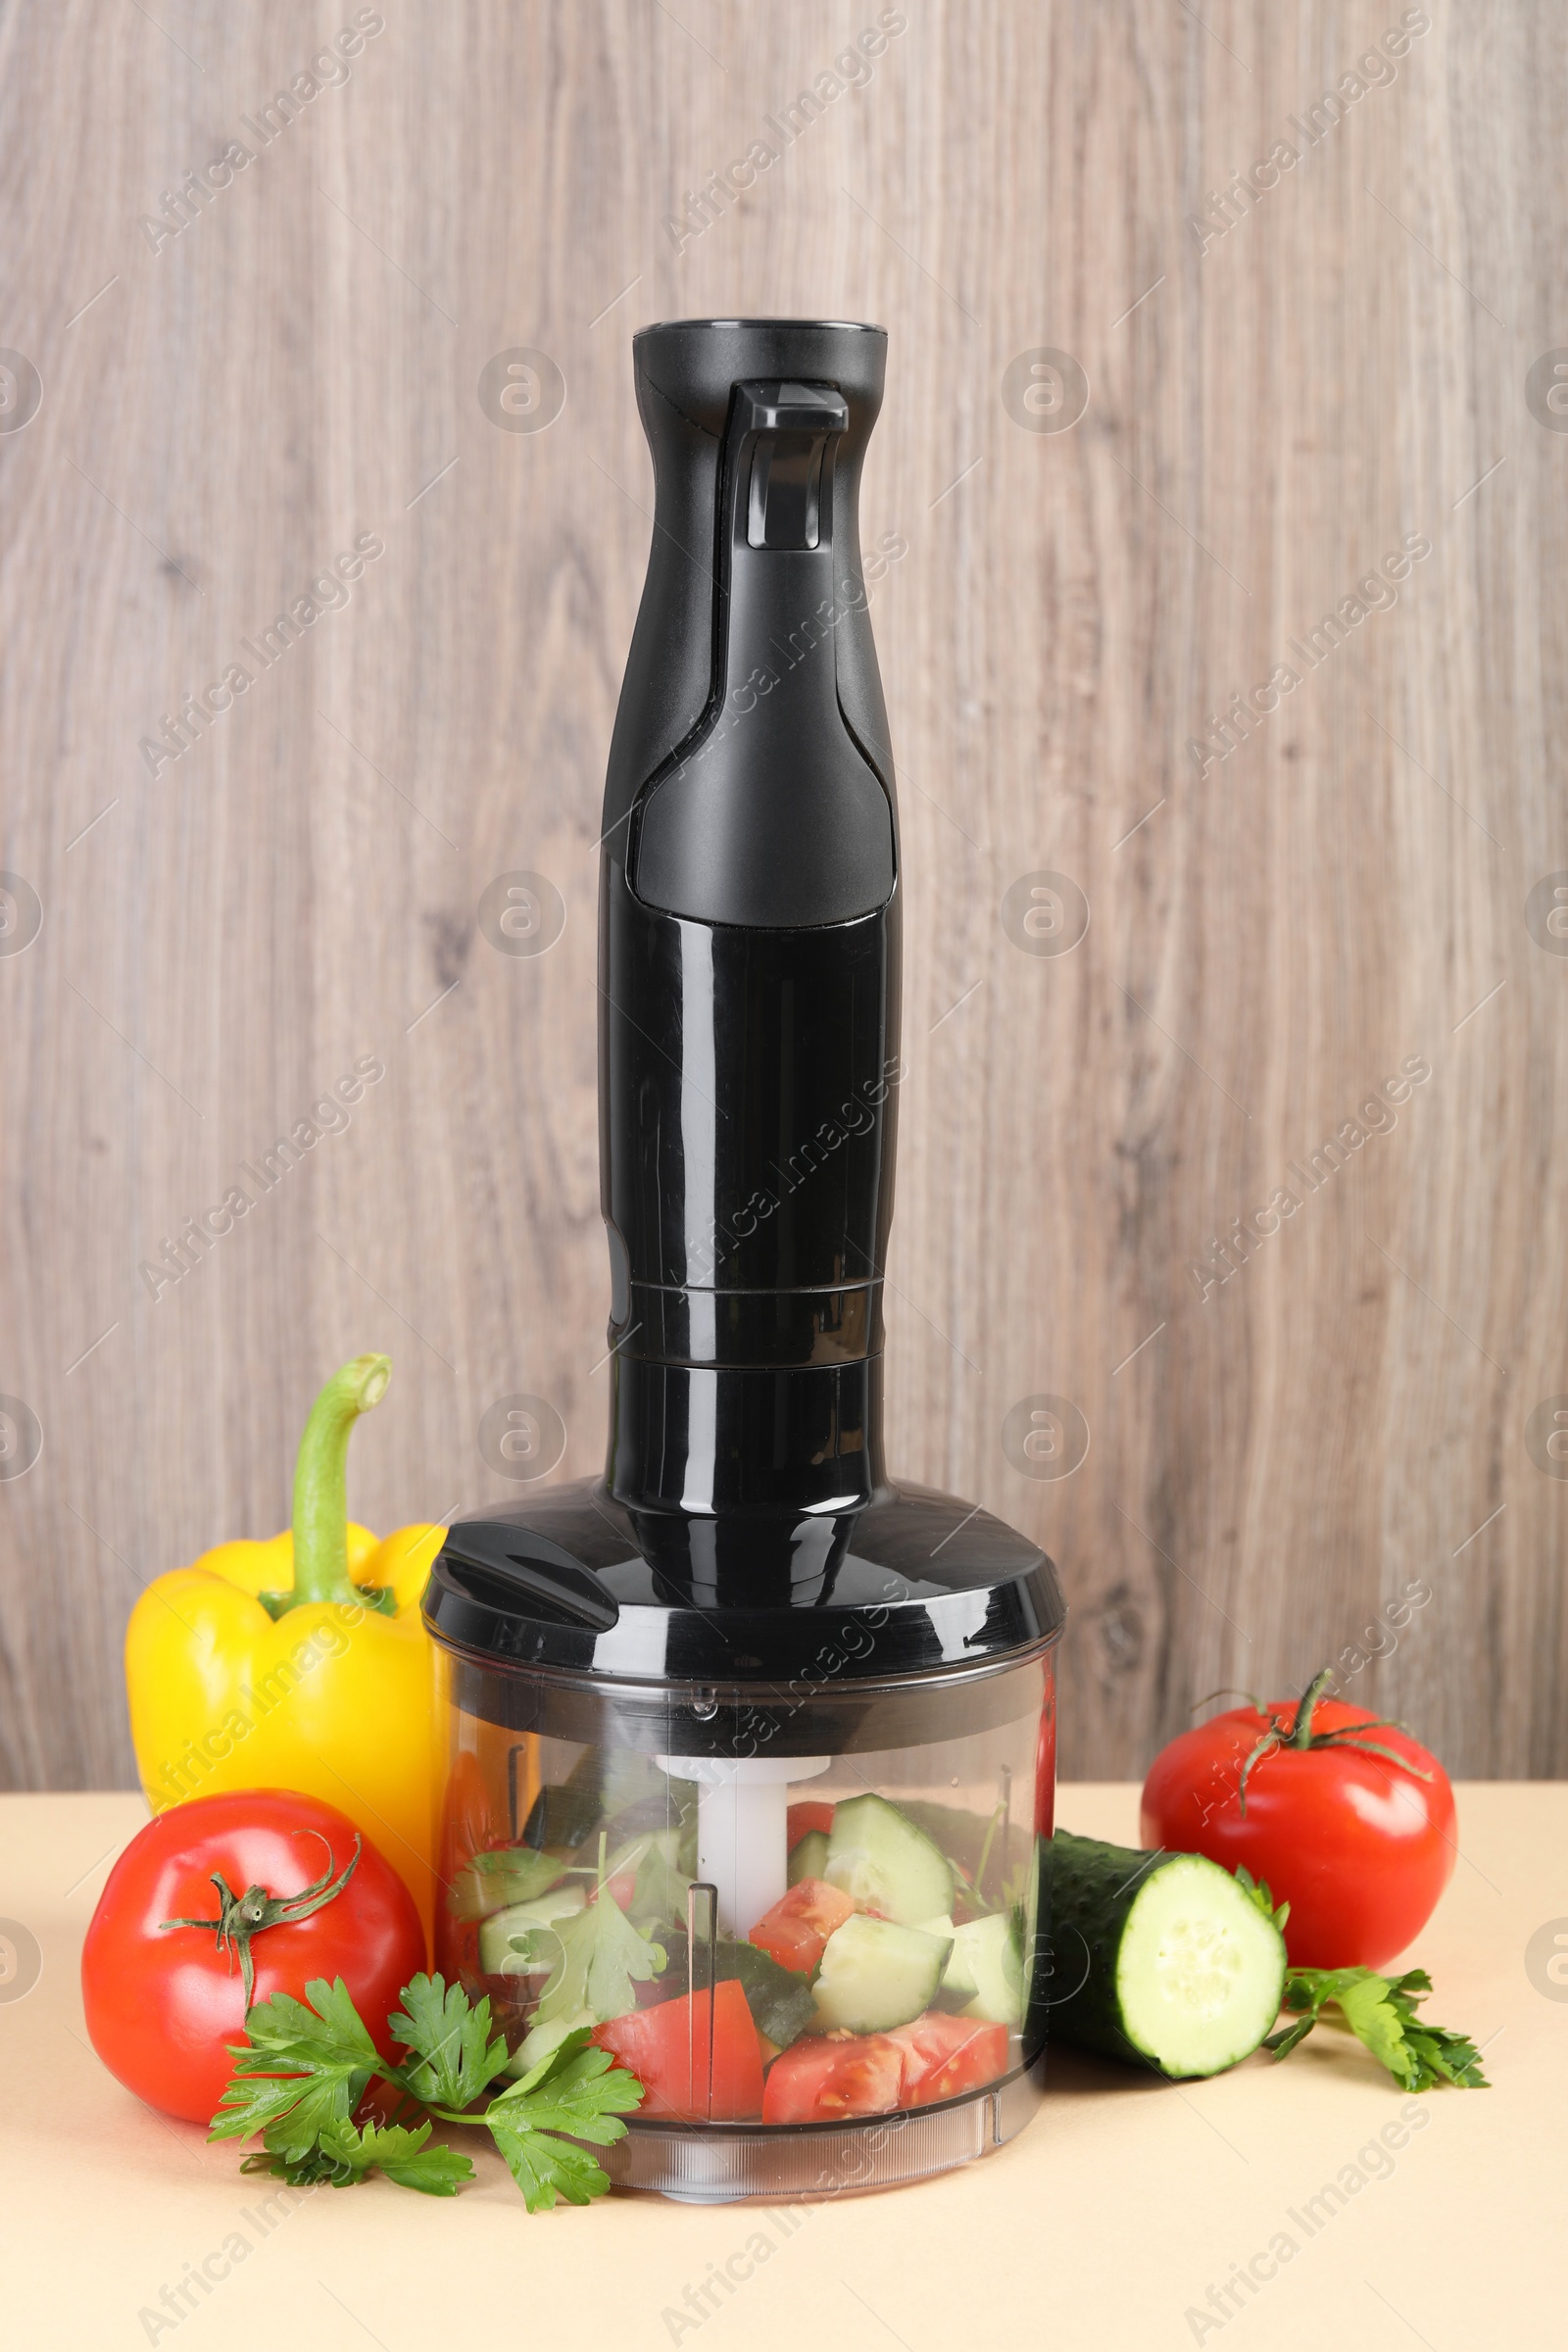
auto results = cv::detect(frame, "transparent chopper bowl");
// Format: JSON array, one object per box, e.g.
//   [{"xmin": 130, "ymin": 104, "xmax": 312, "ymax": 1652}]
[{"xmin": 433, "ymin": 1645, "xmax": 1057, "ymax": 2201}]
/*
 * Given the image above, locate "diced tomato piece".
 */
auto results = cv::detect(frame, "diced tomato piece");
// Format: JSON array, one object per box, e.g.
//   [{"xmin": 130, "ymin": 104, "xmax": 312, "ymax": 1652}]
[
  {"xmin": 787, "ymin": 1800, "xmax": 836, "ymax": 1847},
  {"xmin": 592, "ymin": 1981, "xmax": 763, "ymax": 2122},
  {"xmin": 760, "ymin": 2033, "xmax": 906, "ymax": 2124},
  {"xmin": 749, "ymin": 1877, "xmax": 856, "ymax": 1972},
  {"xmin": 887, "ymin": 2012, "xmax": 1008, "ymax": 2107},
  {"xmin": 593, "ymin": 1870, "xmax": 639, "ymax": 1912}
]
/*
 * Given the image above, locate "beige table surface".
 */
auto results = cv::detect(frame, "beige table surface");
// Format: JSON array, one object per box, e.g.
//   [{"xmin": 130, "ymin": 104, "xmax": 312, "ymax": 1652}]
[{"xmin": 2, "ymin": 1785, "xmax": 1560, "ymax": 2350}]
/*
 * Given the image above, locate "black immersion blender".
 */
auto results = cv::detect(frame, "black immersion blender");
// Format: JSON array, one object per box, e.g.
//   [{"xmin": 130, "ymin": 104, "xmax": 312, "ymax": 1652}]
[{"xmin": 424, "ymin": 319, "xmax": 1064, "ymax": 2201}]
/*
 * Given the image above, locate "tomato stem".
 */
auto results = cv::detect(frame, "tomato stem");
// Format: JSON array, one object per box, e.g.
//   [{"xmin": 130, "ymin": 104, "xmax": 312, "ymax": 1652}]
[
  {"xmin": 1235, "ymin": 1730, "xmax": 1282, "ymax": 1816},
  {"xmin": 1312, "ymin": 1733, "xmax": 1433, "ymax": 1781},
  {"xmin": 1234, "ymin": 1666, "xmax": 1435, "ymax": 1814},
  {"xmin": 1190, "ymin": 1686, "xmax": 1265, "ymax": 1717},
  {"xmin": 1288, "ymin": 1664, "xmax": 1340, "ymax": 1747},
  {"xmin": 160, "ymin": 1832, "xmax": 362, "ymax": 2007}
]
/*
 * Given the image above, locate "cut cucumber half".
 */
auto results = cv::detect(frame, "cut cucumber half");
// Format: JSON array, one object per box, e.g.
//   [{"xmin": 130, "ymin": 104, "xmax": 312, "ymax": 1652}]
[
  {"xmin": 824, "ymin": 1793, "xmax": 955, "ymax": 1927},
  {"xmin": 788, "ymin": 1829, "xmax": 830, "ymax": 1886},
  {"xmin": 1050, "ymin": 1831, "xmax": 1287, "ymax": 2080},
  {"xmin": 477, "ymin": 1886, "xmax": 586, "ymax": 1977},
  {"xmin": 811, "ymin": 1913, "xmax": 954, "ymax": 2034}
]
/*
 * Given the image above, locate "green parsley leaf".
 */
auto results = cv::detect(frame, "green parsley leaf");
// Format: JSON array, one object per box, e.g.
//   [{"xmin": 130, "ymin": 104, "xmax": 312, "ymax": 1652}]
[
  {"xmin": 481, "ymin": 2027, "xmax": 642, "ymax": 2210},
  {"xmin": 208, "ymin": 1977, "xmax": 379, "ymax": 2159},
  {"xmin": 232, "ymin": 1975, "xmax": 381, "ymax": 2073},
  {"xmin": 321, "ymin": 2118, "xmax": 474, "ymax": 2195},
  {"xmin": 488, "ymin": 2029, "xmax": 645, "ymax": 2144},
  {"xmin": 487, "ymin": 2108, "xmax": 613, "ymax": 2211},
  {"xmin": 210, "ymin": 1975, "xmax": 648, "ymax": 2214},
  {"xmin": 240, "ymin": 2143, "xmax": 353, "ymax": 2186},
  {"xmin": 239, "ymin": 2117, "xmax": 473, "ymax": 2195},
  {"xmin": 1267, "ymin": 1965, "xmax": 1489, "ymax": 2089},
  {"xmin": 389, "ymin": 1974, "xmax": 510, "ymax": 2110},
  {"xmin": 1233, "ymin": 1864, "xmax": 1291, "ymax": 1933},
  {"xmin": 629, "ymin": 1838, "xmax": 694, "ymax": 1933},
  {"xmin": 518, "ymin": 1875, "xmax": 664, "ymax": 2062},
  {"xmin": 212, "ymin": 2066, "xmax": 358, "ymax": 2154}
]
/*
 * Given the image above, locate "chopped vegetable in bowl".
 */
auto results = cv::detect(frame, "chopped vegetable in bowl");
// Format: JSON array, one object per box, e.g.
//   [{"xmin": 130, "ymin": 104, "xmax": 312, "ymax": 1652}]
[{"xmin": 439, "ymin": 1756, "xmax": 1040, "ymax": 2126}]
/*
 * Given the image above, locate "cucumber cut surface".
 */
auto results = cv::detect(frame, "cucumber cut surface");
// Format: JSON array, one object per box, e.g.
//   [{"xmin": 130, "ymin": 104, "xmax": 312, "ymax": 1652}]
[
  {"xmin": 915, "ymin": 1914, "xmax": 964, "ymax": 1985},
  {"xmin": 811, "ymin": 1914, "xmax": 954, "ymax": 2034},
  {"xmin": 824, "ymin": 1793, "xmax": 955, "ymax": 1927},
  {"xmin": 951, "ymin": 1912, "xmax": 1024, "ymax": 2025},
  {"xmin": 788, "ymin": 1829, "xmax": 830, "ymax": 1886},
  {"xmin": 1051, "ymin": 1831, "xmax": 1286, "ymax": 2079}
]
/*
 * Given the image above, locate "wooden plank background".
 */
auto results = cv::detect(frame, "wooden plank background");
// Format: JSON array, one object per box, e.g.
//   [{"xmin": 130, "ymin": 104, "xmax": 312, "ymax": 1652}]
[{"xmin": 1, "ymin": 0, "xmax": 1563, "ymax": 1791}]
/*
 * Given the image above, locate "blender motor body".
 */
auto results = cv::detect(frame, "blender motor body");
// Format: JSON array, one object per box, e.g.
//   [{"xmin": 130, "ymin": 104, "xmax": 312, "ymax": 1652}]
[{"xmin": 424, "ymin": 319, "xmax": 1064, "ymax": 2200}]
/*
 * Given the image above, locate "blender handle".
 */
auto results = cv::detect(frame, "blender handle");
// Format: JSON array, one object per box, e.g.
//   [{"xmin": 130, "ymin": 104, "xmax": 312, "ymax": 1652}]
[
  {"xmin": 601, "ymin": 320, "xmax": 896, "ymax": 883},
  {"xmin": 630, "ymin": 379, "xmax": 896, "ymax": 929}
]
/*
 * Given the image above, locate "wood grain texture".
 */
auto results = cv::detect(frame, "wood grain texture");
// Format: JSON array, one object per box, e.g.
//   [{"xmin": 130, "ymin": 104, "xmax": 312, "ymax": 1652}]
[{"xmin": 1, "ymin": 1, "xmax": 1563, "ymax": 1790}]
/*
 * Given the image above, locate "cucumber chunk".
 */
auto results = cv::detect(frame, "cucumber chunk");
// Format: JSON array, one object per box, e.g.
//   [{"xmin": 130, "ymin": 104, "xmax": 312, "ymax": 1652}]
[
  {"xmin": 477, "ymin": 1886, "xmax": 586, "ymax": 1977},
  {"xmin": 1050, "ymin": 1831, "xmax": 1287, "ymax": 2079},
  {"xmin": 916, "ymin": 1911, "xmax": 1024, "ymax": 2023},
  {"xmin": 811, "ymin": 1914, "xmax": 954, "ymax": 2034},
  {"xmin": 788, "ymin": 1829, "xmax": 830, "ymax": 1886},
  {"xmin": 824, "ymin": 1793, "xmax": 955, "ymax": 1927},
  {"xmin": 449, "ymin": 1844, "xmax": 565, "ymax": 1923},
  {"xmin": 954, "ymin": 1913, "xmax": 1024, "ymax": 2024},
  {"xmin": 914, "ymin": 1913, "xmax": 964, "ymax": 1981}
]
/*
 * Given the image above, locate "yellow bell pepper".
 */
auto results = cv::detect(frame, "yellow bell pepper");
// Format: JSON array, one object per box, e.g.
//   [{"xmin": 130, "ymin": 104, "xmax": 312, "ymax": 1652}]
[{"xmin": 125, "ymin": 1355, "xmax": 444, "ymax": 1948}]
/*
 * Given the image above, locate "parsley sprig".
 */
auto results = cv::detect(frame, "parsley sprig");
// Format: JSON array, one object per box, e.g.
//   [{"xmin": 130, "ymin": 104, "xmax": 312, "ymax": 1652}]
[
  {"xmin": 210, "ymin": 1973, "xmax": 644, "ymax": 2208},
  {"xmin": 1229, "ymin": 1865, "xmax": 1486, "ymax": 2090},
  {"xmin": 1267, "ymin": 1966, "xmax": 1489, "ymax": 2089}
]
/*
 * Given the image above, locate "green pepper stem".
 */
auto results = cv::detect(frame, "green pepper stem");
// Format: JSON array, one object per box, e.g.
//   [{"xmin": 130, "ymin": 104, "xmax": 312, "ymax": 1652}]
[{"xmin": 289, "ymin": 1355, "xmax": 391, "ymax": 1607}]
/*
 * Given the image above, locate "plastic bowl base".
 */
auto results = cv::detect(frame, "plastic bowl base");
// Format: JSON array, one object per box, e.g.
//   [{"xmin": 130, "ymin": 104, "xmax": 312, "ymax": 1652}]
[{"xmin": 600, "ymin": 2050, "xmax": 1047, "ymax": 2204}]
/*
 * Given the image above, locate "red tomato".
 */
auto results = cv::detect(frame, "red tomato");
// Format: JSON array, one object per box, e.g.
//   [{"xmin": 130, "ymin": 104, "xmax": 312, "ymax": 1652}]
[
  {"xmin": 888, "ymin": 2013, "xmax": 1008, "ymax": 2106},
  {"xmin": 787, "ymin": 1800, "xmax": 835, "ymax": 1847},
  {"xmin": 593, "ymin": 1981, "xmax": 764, "ymax": 2121},
  {"xmin": 760, "ymin": 2032, "xmax": 905, "ymax": 2124},
  {"xmin": 1140, "ymin": 1677, "xmax": 1457, "ymax": 1969},
  {"xmin": 81, "ymin": 1790, "xmax": 425, "ymax": 2124},
  {"xmin": 1034, "ymin": 1666, "xmax": 1057, "ymax": 1838},
  {"xmin": 750, "ymin": 1877, "xmax": 855, "ymax": 1972}
]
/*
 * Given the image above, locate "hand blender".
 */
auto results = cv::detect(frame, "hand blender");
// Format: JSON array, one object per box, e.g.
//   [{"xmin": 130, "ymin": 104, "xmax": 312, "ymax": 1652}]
[{"xmin": 423, "ymin": 318, "xmax": 1065, "ymax": 2200}]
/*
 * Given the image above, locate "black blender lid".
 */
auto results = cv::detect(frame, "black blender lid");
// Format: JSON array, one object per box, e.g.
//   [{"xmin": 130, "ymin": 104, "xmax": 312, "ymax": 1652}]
[
  {"xmin": 422, "ymin": 1479, "xmax": 1064, "ymax": 1686},
  {"xmin": 634, "ymin": 316, "xmax": 886, "ymax": 333}
]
